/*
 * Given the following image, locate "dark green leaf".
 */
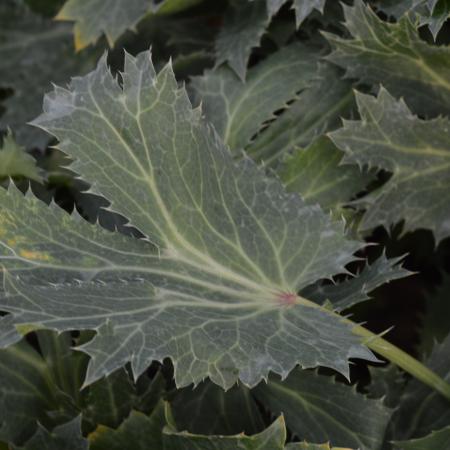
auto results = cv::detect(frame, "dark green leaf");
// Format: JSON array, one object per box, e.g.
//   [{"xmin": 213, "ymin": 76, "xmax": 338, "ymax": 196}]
[
  {"xmin": 324, "ymin": 0, "xmax": 450, "ymax": 117},
  {"xmin": 254, "ymin": 369, "xmax": 392, "ymax": 450},
  {"xmin": 190, "ymin": 43, "xmax": 319, "ymax": 150},
  {"xmin": 14, "ymin": 416, "xmax": 88, "ymax": 450}
]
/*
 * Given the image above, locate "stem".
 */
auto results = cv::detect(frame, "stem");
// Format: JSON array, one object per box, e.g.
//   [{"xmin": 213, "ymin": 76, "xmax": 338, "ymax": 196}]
[
  {"xmin": 296, "ymin": 295, "xmax": 450, "ymax": 401},
  {"xmin": 353, "ymin": 324, "xmax": 450, "ymax": 402}
]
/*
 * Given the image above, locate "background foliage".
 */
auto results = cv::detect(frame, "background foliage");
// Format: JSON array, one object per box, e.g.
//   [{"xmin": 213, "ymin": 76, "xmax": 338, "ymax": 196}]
[{"xmin": 1, "ymin": 0, "xmax": 450, "ymax": 448}]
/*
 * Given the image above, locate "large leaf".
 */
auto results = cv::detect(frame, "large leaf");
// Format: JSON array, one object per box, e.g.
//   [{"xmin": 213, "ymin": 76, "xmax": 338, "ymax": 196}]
[
  {"xmin": 279, "ymin": 136, "xmax": 370, "ymax": 213},
  {"xmin": 262, "ymin": 0, "xmax": 326, "ymax": 26},
  {"xmin": 0, "ymin": 51, "xmax": 376, "ymax": 390},
  {"xmin": 164, "ymin": 415, "xmax": 286, "ymax": 449},
  {"xmin": 190, "ymin": 43, "xmax": 318, "ymax": 151},
  {"xmin": 0, "ymin": 0, "xmax": 92, "ymax": 149},
  {"xmin": 254, "ymin": 369, "xmax": 392, "ymax": 450},
  {"xmin": 247, "ymin": 64, "xmax": 354, "ymax": 166},
  {"xmin": 393, "ymin": 425, "xmax": 450, "ymax": 450},
  {"xmin": 324, "ymin": 0, "xmax": 450, "ymax": 118},
  {"xmin": 329, "ymin": 87, "xmax": 450, "ymax": 243},
  {"xmin": 56, "ymin": 0, "xmax": 203, "ymax": 50},
  {"xmin": 0, "ymin": 133, "xmax": 43, "ymax": 182}
]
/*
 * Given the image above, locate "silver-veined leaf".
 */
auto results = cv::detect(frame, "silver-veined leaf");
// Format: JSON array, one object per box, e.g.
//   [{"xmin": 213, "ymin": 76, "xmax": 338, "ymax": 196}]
[
  {"xmin": 324, "ymin": 0, "xmax": 450, "ymax": 118},
  {"xmin": 254, "ymin": 369, "xmax": 393, "ymax": 450},
  {"xmin": 0, "ymin": 51, "xmax": 376, "ymax": 390},
  {"xmin": 329, "ymin": 87, "xmax": 450, "ymax": 243}
]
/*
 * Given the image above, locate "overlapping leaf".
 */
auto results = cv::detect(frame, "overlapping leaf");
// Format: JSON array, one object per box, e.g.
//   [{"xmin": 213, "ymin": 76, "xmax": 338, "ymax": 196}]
[
  {"xmin": 191, "ymin": 43, "xmax": 319, "ymax": 151},
  {"xmin": 0, "ymin": 51, "xmax": 376, "ymax": 391},
  {"xmin": 0, "ymin": 0, "xmax": 93, "ymax": 149},
  {"xmin": 329, "ymin": 87, "xmax": 450, "ymax": 242},
  {"xmin": 375, "ymin": 0, "xmax": 450, "ymax": 39},
  {"xmin": 247, "ymin": 63, "xmax": 355, "ymax": 166},
  {"xmin": 0, "ymin": 133, "xmax": 43, "ymax": 182},
  {"xmin": 254, "ymin": 369, "xmax": 392, "ymax": 450},
  {"xmin": 279, "ymin": 136, "xmax": 370, "ymax": 213},
  {"xmin": 57, "ymin": 0, "xmax": 203, "ymax": 50},
  {"xmin": 393, "ymin": 425, "xmax": 450, "ymax": 450},
  {"xmin": 324, "ymin": 0, "xmax": 450, "ymax": 117},
  {"xmin": 302, "ymin": 254, "xmax": 410, "ymax": 311}
]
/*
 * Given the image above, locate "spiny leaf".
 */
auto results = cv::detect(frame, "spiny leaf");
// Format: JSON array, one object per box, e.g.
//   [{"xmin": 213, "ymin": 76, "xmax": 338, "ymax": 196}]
[
  {"xmin": 89, "ymin": 402, "xmax": 165, "ymax": 450},
  {"xmin": 324, "ymin": 0, "xmax": 450, "ymax": 117},
  {"xmin": 0, "ymin": 0, "xmax": 93, "ymax": 149},
  {"xmin": 170, "ymin": 380, "xmax": 265, "ymax": 435},
  {"xmin": 302, "ymin": 253, "xmax": 411, "ymax": 312},
  {"xmin": 0, "ymin": 132, "xmax": 43, "ymax": 182},
  {"xmin": 191, "ymin": 43, "xmax": 319, "ymax": 151},
  {"xmin": 164, "ymin": 415, "xmax": 286, "ymax": 449},
  {"xmin": 14, "ymin": 416, "xmax": 88, "ymax": 450},
  {"xmin": 393, "ymin": 425, "xmax": 450, "ymax": 450},
  {"xmin": 254, "ymin": 369, "xmax": 393, "ymax": 450},
  {"xmin": 375, "ymin": 0, "xmax": 450, "ymax": 40},
  {"xmin": 215, "ymin": 0, "xmax": 269, "ymax": 81},
  {"xmin": 329, "ymin": 87, "xmax": 450, "ymax": 243},
  {"xmin": 248, "ymin": 63, "xmax": 355, "ymax": 166},
  {"xmin": 279, "ymin": 136, "xmax": 370, "ymax": 214},
  {"xmin": 0, "ymin": 51, "xmax": 376, "ymax": 390},
  {"xmin": 0, "ymin": 338, "xmax": 66, "ymax": 444},
  {"xmin": 56, "ymin": 0, "xmax": 203, "ymax": 50},
  {"xmin": 261, "ymin": 0, "xmax": 326, "ymax": 26}
]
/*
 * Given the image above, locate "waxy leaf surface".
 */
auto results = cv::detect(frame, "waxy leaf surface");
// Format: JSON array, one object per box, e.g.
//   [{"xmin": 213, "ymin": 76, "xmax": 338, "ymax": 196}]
[
  {"xmin": 325, "ymin": 0, "xmax": 450, "ymax": 118},
  {"xmin": 330, "ymin": 88, "xmax": 450, "ymax": 243},
  {"xmin": 0, "ymin": 51, "xmax": 375, "ymax": 391}
]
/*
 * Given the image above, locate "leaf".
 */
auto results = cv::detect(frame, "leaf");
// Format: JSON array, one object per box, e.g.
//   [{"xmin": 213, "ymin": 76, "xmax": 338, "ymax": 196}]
[
  {"xmin": 247, "ymin": 63, "xmax": 355, "ymax": 166},
  {"xmin": 254, "ymin": 369, "xmax": 393, "ymax": 450},
  {"xmin": 170, "ymin": 380, "xmax": 265, "ymax": 435},
  {"xmin": 82, "ymin": 368, "xmax": 136, "ymax": 429},
  {"xmin": 0, "ymin": 51, "xmax": 376, "ymax": 390},
  {"xmin": 14, "ymin": 416, "xmax": 88, "ymax": 450},
  {"xmin": 56, "ymin": 0, "xmax": 203, "ymax": 50},
  {"xmin": 375, "ymin": 0, "xmax": 450, "ymax": 40},
  {"xmin": 279, "ymin": 136, "xmax": 370, "ymax": 213},
  {"xmin": 329, "ymin": 87, "xmax": 450, "ymax": 243},
  {"xmin": 285, "ymin": 443, "xmax": 354, "ymax": 450},
  {"xmin": 324, "ymin": 0, "xmax": 450, "ymax": 117},
  {"xmin": 163, "ymin": 415, "xmax": 286, "ymax": 449},
  {"xmin": 89, "ymin": 402, "xmax": 166, "ymax": 450},
  {"xmin": 261, "ymin": 0, "xmax": 326, "ymax": 26},
  {"xmin": 393, "ymin": 425, "xmax": 450, "ymax": 450},
  {"xmin": 0, "ymin": 132, "xmax": 43, "ymax": 182},
  {"xmin": 302, "ymin": 253, "xmax": 411, "ymax": 312},
  {"xmin": 190, "ymin": 43, "xmax": 319, "ymax": 151},
  {"xmin": 215, "ymin": 0, "xmax": 269, "ymax": 81},
  {"xmin": 0, "ymin": 339, "xmax": 65, "ymax": 444},
  {"xmin": 0, "ymin": 0, "xmax": 93, "ymax": 149},
  {"xmin": 392, "ymin": 335, "xmax": 450, "ymax": 441}
]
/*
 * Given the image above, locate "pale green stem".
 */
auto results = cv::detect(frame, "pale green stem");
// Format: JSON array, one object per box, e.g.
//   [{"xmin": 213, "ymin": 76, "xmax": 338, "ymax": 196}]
[
  {"xmin": 296, "ymin": 295, "xmax": 450, "ymax": 402},
  {"xmin": 353, "ymin": 324, "xmax": 450, "ymax": 402}
]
